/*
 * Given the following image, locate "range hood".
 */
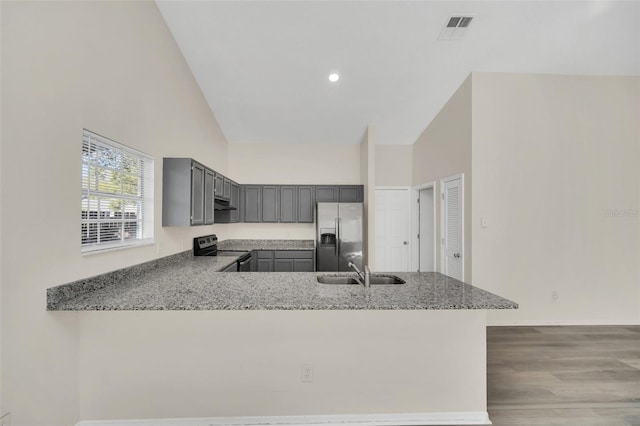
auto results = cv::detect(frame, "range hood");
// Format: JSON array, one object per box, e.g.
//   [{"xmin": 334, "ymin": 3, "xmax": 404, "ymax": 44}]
[{"xmin": 214, "ymin": 200, "xmax": 237, "ymax": 211}]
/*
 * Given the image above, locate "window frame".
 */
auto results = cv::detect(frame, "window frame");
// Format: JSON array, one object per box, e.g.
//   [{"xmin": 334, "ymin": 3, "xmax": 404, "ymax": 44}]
[{"xmin": 81, "ymin": 129, "xmax": 154, "ymax": 254}]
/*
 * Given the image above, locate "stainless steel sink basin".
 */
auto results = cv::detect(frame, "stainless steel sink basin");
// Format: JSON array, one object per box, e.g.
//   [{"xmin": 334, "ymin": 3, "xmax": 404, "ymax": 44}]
[
  {"xmin": 316, "ymin": 275, "xmax": 406, "ymax": 285},
  {"xmin": 369, "ymin": 275, "xmax": 406, "ymax": 285},
  {"xmin": 316, "ymin": 276, "xmax": 360, "ymax": 284}
]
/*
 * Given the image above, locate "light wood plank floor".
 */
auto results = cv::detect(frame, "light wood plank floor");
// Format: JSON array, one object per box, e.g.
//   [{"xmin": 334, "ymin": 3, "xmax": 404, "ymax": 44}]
[{"xmin": 487, "ymin": 326, "xmax": 640, "ymax": 425}]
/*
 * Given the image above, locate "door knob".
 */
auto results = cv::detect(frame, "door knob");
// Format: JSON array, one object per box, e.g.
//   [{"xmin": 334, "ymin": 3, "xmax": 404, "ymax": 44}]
[{"xmin": 403, "ymin": 241, "xmax": 408, "ymax": 245}]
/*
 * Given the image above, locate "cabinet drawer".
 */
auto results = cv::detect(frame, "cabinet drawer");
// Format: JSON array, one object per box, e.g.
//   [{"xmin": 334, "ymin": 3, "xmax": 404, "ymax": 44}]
[
  {"xmin": 257, "ymin": 250, "xmax": 274, "ymax": 259},
  {"xmin": 274, "ymin": 250, "xmax": 314, "ymax": 259}
]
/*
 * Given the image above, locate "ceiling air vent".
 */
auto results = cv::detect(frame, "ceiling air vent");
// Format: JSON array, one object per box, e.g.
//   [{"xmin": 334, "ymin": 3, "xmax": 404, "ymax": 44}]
[{"xmin": 439, "ymin": 15, "xmax": 474, "ymax": 40}]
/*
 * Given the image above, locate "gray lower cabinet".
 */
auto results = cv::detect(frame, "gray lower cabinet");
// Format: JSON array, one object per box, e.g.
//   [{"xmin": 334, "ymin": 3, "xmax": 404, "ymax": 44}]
[
  {"xmin": 339, "ymin": 185, "xmax": 363, "ymax": 203},
  {"xmin": 257, "ymin": 250, "xmax": 274, "ymax": 272},
  {"xmin": 261, "ymin": 186, "xmax": 279, "ymax": 223},
  {"xmin": 256, "ymin": 250, "xmax": 314, "ymax": 272},
  {"xmin": 243, "ymin": 185, "xmax": 261, "ymax": 222},
  {"xmin": 162, "ymin": 158, "xmax": 215, "ymax": 227},
  {"xmin": 297, "ymin": 186, "xmax": 314, "ymax": 223},
  {"xmin": 279, "ymin": 186, "xmax": 297, "ymax": 223},
  {"xmin": 274, "ymin": 259, "xmax": 294, "ymax": 272},
  {"xmin": 315, "ymin": 185, "xmax": 339, "ymax": 203}
]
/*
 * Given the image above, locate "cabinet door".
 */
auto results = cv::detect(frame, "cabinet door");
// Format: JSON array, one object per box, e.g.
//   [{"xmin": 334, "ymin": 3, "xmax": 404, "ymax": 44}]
[
  {"xmin": 279, "ymin": 186, "xmax": 297, "ymax": 223},
  {"xmin": 204, "ymin": 169, "xmax": 215, "ymax": 225},
  {"xmin": 230, "ymin": 182, "xmax": 240, "ymax": 222},
  {"xmin": 257, "ymin": 259, "xmax": 273, "ymax": 272},
  {"xmin": 315, "ymin": 185, "xmax": 338, "ymax": 202},
  {"xmin": 297, "ymin": 186, "xmax": 314, "ymax": 223},
  {"xmin": 243, "ymin": 185, "xmax": 261, "ymax": 222},
  {"xmin": 293, "ymin": 258, "xmax": 314, "ymax": 272},
  {"xmin": 190, "ymin": 162, "xmax": 205, "ymax": 225},
  {"xmin": 274, "ymin": 259, "xmax": 294, "ymax": 272},
  {"xmin": 261, "ymin": 186, "xmax": 279, "ymax": 223},
  {"xmin": 223, "ymin": 178, "xmax": 231, "ymax": 200},
  {"xmin": 339, "ymin": 185, "xmax": 363, "ymax": 203},
  {"xmin": 214, "ymin": 174, "xmax": 224, "ymax": 198}
]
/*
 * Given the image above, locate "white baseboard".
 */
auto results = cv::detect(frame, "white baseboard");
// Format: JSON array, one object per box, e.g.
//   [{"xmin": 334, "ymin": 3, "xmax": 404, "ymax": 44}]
[
  {"xmin": 76, "ymin": 411, "xmax": 491, "ymax": 426},
  {"xmin": 487, "ymin": 319, "xmax": 640, "ymax": 326}
]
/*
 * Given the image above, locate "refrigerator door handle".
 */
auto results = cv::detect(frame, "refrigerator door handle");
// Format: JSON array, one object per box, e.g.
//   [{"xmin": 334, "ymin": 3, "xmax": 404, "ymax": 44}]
[
  {"xmin": 337, "ymin": 217, "xmax": 341, "ymax": 257},
  {"xmin": 335, "ymin": 218, "xmax": 339, "ymax": 256}
]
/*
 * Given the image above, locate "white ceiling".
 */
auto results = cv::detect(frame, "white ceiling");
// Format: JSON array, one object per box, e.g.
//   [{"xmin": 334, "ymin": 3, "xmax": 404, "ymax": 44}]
[{"xmin": 157, "ymin": 1, "xmax": 640, "ymax": 145}]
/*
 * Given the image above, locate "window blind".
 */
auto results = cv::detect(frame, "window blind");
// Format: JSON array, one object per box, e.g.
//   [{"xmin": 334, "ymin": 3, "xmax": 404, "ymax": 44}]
[{"xmin": 81, "ymin": 129, "xmax": 154, "ymax": 253}]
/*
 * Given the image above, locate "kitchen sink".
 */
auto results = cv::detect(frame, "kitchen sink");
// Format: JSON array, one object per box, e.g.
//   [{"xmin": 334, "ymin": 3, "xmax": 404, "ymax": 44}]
[
  {"xmin": 316, "ymin": 274, "xmax": 406, "ymax": 285},
  {"xmin": 369, "ymin": 275, "xmax": 406, "ymax": 285},
  {"xmin": 316, "ymin": 276, "xmax": 360, "ymax": 285}
]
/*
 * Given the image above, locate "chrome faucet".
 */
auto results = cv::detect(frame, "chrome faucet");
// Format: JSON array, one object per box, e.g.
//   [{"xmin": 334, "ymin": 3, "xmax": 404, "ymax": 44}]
[{"xmin": 348, "ymin": 262, "xmax": 370, "ymax": 288}]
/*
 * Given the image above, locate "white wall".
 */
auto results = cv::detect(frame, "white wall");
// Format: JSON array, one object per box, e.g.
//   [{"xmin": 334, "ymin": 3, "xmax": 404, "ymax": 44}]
[
  {"xmin": 412, "ymin": 76, "xmax": 472, "ymax": 282},
  {"xmin": 227, "ymin": 143, "xmax": 361, "ymax": 240},
  {"xmin": 1, "ymin": 1, "xmax": 229, "ymax": 424},
  {"xmin": 472, "ymin": 73, "xmax": 640, "ymax": 325},
  {"xmin": 77, "ymin": 310, "xmax": 487, "ymax": 421},
  {"xmin": 375, "ymin": 145, "xmax": 412, "ymax": 186}
]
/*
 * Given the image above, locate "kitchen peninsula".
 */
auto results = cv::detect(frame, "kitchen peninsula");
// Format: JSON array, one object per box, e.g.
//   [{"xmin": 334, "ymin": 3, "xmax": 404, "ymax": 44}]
[{"xmin": 47, "ymin": 240, "xmax": 516, "ymax": 425}]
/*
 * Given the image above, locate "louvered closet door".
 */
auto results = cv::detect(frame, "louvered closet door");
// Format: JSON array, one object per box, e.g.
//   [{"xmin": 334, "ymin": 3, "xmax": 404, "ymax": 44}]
[{"xmin": 442, "ymin": 177, "xmax": 463, "ymax": 281}]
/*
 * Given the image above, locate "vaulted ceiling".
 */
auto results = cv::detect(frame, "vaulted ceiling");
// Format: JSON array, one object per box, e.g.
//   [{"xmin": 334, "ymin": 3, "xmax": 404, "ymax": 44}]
[{"xmin": 157, "ymin": 1, "xmax": 640, "ymax": 145}]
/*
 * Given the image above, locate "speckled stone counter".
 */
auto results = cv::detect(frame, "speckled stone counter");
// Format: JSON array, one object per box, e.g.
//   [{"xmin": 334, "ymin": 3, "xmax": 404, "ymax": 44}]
[
  {"xmin": 48, "ymin": 263, "xmax": 517, "ymax": 311},
  {"xmin": 217, "ymin": 239, "xmax": 315, "ymax": 251}
]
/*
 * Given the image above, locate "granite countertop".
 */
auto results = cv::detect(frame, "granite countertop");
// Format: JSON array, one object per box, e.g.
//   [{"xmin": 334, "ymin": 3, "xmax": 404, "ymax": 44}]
[
  {"xmin": 48, "ymin": 265, "xmax": 518, "ymax": 311},
  {"xmin": 217, "ymin": 239, "xmax": 315, "ymax": 251}
]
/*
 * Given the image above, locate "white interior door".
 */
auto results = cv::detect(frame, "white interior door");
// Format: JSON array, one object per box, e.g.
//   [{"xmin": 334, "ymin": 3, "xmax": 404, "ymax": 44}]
[
  {"xmin": 374, "ymin": 188, "xmax": 410, "ymax": 272},
  {"xmin": 441, "ymin": 176, "xmax": 463, "ymax": 281},
  {"xmin": 419, "ymin": 188, "xmax": 435, "ymax": 271}
]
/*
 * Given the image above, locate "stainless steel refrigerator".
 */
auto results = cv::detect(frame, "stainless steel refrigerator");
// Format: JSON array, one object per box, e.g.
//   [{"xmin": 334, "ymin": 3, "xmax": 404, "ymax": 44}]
[{"xmin": 316, "ymin": 202, "xmax": 363, "ymax": 272}]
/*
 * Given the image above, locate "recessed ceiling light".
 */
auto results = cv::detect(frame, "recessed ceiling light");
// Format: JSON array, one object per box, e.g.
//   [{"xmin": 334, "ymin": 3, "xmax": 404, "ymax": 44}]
[{"xmin": 328, "ymin": 73, "xmax": 340, "ymax": 82}]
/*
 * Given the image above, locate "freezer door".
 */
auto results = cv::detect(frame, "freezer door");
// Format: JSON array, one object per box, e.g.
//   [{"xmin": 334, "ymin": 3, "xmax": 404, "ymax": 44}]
[
  {"xmin": 316, "ymin": 203, "xmax": 339, "ymax": 271},
  {"xmin": 338, "ymin": 203, "xmax": 363, "ymax": 272}
]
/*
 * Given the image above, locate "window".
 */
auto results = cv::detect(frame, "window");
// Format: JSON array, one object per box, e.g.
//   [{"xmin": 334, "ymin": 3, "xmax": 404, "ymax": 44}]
[{"xmin": 81, "ymin": 129, "xmax": 154, "ymax": 253}]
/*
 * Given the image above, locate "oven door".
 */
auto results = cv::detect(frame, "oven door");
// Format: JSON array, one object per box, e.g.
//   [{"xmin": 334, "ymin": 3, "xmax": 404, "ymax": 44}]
[{"xmin": 238, "ymin": 253, "xmax": 253, "ymax": 272}]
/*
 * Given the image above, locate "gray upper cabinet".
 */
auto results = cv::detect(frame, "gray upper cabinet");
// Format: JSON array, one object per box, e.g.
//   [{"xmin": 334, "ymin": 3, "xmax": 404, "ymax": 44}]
[
  {"xmin": 214, "ymin": 174, "xmax": 224, "ymax": 198},
  {"xmin": 215, "ymin": 180, "xmax": 240, "ymax": 224},
  {"xmin": 315, "ymin": 185, "xmax": 339, "ymax": 202},
  {"xmin": 297, "ymin": 186, "xmax": 314, "ymax": 223},
  {"xmin": 279, "ymin": 186, "xmax": 297, "ymax": 223},
  {"xmin": 190, "ymin": 162, "xmax": 205, "ymax": 225},
  {"xmin": 162, "ymin": 158, "xmax": 214, "ymax": 227},
  {"xmin": 243, "ymin": 185, "xmax": 261, "ymax": 222},
  {"xmin": 223, "ymin": 177, "xmax": 231, "ymax": 200},
  {"xmin": 204, "ymin": 168, "xmax": 215, "ymax": 225},
  {"xmin": 229, "ymin": 182, "xmax": 240, "ymax": 222},
  {"xmin": 339, "ymin": 185, "xmax": 363, "ymax": 203},
  {"xmin": 261, "ymin": 186, "xmax": 279, "ymax": 223}
]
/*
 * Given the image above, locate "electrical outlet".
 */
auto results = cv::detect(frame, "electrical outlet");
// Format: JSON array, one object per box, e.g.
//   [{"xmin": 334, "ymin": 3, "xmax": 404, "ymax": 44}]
[
  {"xmin": 552, "ymin": 291, "xmax": 558, "ymax": 301},
  {"xmin": 480, "ymin": 217, "xmax": 488, "ymax": 228},
  {"xmin": 1, "ymin": 412, "xmax": 12, "ymax": 426},
  {"xmin": 301, "ymin": 364, "xmax": 314, "ymax": 383}
]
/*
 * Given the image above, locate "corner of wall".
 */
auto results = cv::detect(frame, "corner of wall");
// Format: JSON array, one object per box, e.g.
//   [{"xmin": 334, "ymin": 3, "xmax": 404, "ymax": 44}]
[{"xmin": 359, "ymin": 126, "xmax": 376, "ymax": 269}]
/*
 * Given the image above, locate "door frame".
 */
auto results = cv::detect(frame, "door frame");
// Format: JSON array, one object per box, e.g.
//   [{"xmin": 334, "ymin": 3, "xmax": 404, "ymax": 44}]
[
  {"xmin": 374, "ymin": 186, "xmax": 412, "ymax": 272},
  {"xmin": 411, "ymin": 182, "xmax": 436, "ymax": 272},
  {"xmin": 440, "ymin": 173, "xmax": 465, "ymax": 280}
]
